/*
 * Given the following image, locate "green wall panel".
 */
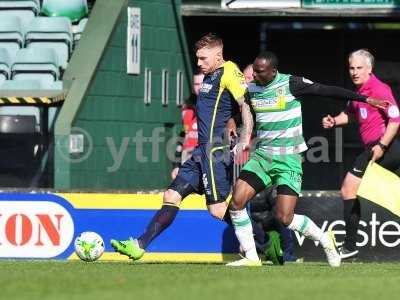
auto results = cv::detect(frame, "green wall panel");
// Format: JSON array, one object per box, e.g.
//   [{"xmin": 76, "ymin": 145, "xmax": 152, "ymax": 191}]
[{"xmin": 55, "ymin": 0, "xmax": 192, "ymax": 190}]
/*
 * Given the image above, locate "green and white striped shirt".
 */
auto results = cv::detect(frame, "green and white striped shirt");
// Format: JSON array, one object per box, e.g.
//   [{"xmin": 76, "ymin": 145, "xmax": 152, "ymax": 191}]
[{"xmin": 248, "ymin": 72, "xmax": 307, "ymax": 155}]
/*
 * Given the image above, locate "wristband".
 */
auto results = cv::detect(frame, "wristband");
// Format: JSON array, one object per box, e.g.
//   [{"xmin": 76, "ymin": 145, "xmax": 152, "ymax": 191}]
[{"xmin": 378, "ymin": 141, "xmax": 388, "ymax": 151}]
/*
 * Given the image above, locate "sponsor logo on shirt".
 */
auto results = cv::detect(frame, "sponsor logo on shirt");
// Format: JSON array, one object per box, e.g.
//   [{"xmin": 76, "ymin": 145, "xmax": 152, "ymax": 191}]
[
  {"xmin": 360, "ymin": 107, "xmax": 368, "ymax": 119},
  {"xmin": 277, "ymin": 87, "xmax": 285, "ymax": 103},
  {"xmin": 200, "ymin": 83, "xmax": 213, "ymax": 93},
  {"xmin": 252, "ymin": 98, "xmax": 279, "ymax": 108},
  {"xmin": 388, "ymin": 105, "xmax": 400, "ymax": 118}
]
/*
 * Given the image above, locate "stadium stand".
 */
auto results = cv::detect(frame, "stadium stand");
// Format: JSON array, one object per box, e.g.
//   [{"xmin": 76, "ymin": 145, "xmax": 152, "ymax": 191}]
[
  {"xmin": 25, "ymin": 16, "xmax": 73, "ymax": 69},
  {"xmin": 41, "ymin": 0, "xmax": 88, "ymax": 23},
  {"xmin": 0, "ymin": 0, "xmax": 40, "ymax": 28},
  {"xmin": 0, "ymin": 0, "xmax": 93, "ymax": 187},
  {"xmin": 73, "ymin": 17, "xmax": 88, "ymax": 44},
  {"xmin": 0, "ymin": 113, "xmax": 41, "ymax": 186},
  {"xmin": 0, "ymin": 16, "xmax": 24, "ymax": 61},
  {"xmin": 1, "ymin": 78, "xmax": 43, "ymax": 90},
  {"xmin": 0, "ymin": 48, "xmax": 11, "ymax": 86},
  {"xmin": 11, "ymin": 48, "xmax": 60, "ymax": 87}
]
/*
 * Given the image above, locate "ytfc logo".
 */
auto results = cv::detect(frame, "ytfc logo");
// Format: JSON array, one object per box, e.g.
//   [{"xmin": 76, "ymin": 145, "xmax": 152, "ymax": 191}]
[{"xmin": 0, "ymin": 201, "xmax": 74, "ymax": 258}]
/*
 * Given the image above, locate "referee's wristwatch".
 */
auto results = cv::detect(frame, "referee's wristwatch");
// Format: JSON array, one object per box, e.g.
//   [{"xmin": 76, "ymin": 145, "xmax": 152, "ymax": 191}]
[{"xmin": 377, "ymin": 141, "xmax": 388, "ymax": 151}]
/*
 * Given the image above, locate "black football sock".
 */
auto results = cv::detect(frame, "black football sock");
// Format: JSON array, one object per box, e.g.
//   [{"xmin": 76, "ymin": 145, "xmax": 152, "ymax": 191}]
[
  {"xmin": 343, "ymin": 198, "xmax": 360, "ymax": 251},
  {"xmin": 138, "ymin": 204, "xmax": 179, "ymax": 249}
]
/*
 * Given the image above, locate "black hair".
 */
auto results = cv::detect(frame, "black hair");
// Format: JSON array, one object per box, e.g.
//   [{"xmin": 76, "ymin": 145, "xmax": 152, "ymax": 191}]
[{"xmin": 256, "ymin": 51, "xmax": 279, "ymax": 69}]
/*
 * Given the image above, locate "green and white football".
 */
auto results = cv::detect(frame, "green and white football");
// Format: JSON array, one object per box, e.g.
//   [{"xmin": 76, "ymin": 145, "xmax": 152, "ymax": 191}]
[{"xmin": 74, "ymin": 231, "xmax": 104, "ymax": 262}]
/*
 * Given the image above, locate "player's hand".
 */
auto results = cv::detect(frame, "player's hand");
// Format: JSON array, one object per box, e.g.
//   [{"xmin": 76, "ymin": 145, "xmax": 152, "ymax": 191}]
[
  {"xmin": 170, "ymin": 167, "xmax": 179, "ymax": 180},
  {"xmin": 226, "ymin": 118, "xmax": 237, "ymax": 143},
  {"xmin": 370, "ymin": 145, "xmax": 384, "ymax": 162},
  {"xmin": 231, "ymin": 142, "xmax": 249, "ymax": 156},
  {"xmin": 322, "ymin": 115, "xmax": 335, "ymax": 129},
  {"xmin": 366, "ymin": 97, "xmax": 390, "ymax": 110}
]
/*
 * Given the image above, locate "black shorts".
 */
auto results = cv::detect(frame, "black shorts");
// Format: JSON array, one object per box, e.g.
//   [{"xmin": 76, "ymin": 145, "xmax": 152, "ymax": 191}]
[
  {"xmin": 167, "ymin": 145, "xmax": 232, "ymax": 205},
  {"xmin": 350, "ymin": 137, "xmax": 400, "ymax": 178}
]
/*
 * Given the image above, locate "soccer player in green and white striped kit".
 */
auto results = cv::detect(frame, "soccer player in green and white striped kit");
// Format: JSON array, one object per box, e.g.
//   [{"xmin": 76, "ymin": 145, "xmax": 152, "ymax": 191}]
[{"xmin": 226, "ymin": 51, "xmax": 388, "ymax": 267}]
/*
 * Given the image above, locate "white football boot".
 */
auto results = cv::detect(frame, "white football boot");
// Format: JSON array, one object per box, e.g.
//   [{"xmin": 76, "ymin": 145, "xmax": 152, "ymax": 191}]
[
  {"xmin": 226, "ymin": 255, "xmax": 262, "ymax": 267},
  {"xmin": 321, "ymin": 231, "xmax": 341, "ymax": 267}
]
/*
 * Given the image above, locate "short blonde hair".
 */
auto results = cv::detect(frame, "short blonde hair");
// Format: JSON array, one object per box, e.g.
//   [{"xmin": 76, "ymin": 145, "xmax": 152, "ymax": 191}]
[
  {"xmin": 195, "ymin": 33, "xmax": 223, "ymax": 51},
  {"xmin": 349, "ymin": 49, "xmax": 375, "ymax": 69}
]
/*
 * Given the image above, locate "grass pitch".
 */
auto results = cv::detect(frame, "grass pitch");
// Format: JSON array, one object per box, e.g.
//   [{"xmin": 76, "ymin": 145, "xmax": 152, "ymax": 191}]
[{"xmin": 2, "ymin": 261, "xmax": 400, "ymax": 300}]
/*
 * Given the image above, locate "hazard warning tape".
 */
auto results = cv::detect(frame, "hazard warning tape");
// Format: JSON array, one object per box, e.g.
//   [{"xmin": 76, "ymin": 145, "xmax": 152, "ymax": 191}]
[{"xmin": 0, "ymin": 94, "xmax": 65, "ymax": 105}]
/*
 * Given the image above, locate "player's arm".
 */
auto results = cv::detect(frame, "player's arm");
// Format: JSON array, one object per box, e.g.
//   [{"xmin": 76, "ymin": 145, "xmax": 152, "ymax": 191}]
[
  {"xmin": 289, "ymin": 76, "xmax": 388, "ymax": 109},
  {"xmin": 322, "ymin": 111, "xmax": 350, "ymax": 129},
  {"xmin": 222, "ymin": 63, "xmax": 253, "ymax": 151},
  {"xmin": 371, "ymin": 122, "xmax": 399, "ymax": 162},
  {"xmin": 226, "ymin": 102, "xmax": 241, "ymax": 142},
  {"xmin": 334, "ymin": 111, "xmax": 351, "ymax": 126},
  {"xmin": 380, "ymin": 122, "xmax": 399, "ymax": 149},
  {"xmin": 236, "ymin": 92, "xmax": 253, "ymax": 148},
  {"xmin": 372, "ymin": 91, "xmax": 400, "ymax": 160}
]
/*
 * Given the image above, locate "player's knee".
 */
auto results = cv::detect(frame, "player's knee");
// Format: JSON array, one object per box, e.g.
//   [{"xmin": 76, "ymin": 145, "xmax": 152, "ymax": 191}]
[
  {"xmin": 229, "ymin": 197, "xmax": 245, "ymax": 210},
  {"xmin": 208, "ymin": 202, "xmax": 227, "ymax": 220},
  {"xmin": 163, "ymin": 189, "xmax": 181, "ymax": 206},
  {"xmin": 209, "ymin": 210, "xmax": 225, "ymax": 220},
  {"xmin": 340, "ymin": 184, "xmax": 355, "ymax": 199},
  {"xmin": 208, "ymin": 206, "xmax": 226, "ymax": 220},
  {"xmin": 230, "ymin": 182, "xmax": 250, "ymax": 210}
]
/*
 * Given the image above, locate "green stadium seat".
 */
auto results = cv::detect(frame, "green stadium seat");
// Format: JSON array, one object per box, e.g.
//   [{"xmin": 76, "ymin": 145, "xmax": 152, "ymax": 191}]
[
  {"xmin": 25, "ymin": 17, "xmax": 72, "ymax": 69},
  {"xmin": 0, "ymin": 78, "xmax": 43, "ymax": 89},
  {"xmin": 0, "ymin": 78, "xmax": 62, "ymax": 90},
  {"xmin": 0, "ymin": 73, "xmax": 6, "ymax": 86},
  {"xmin": 49, "ymin": 80, "xmax": 63, "ymax": 90},
  {"xmin": 0, "ymin": 0, "xmax": 39, "ymax": 28},
  {"xmin": 73, "ymin": 17, "xmax": 88, "ymax": 44},
  {"xmin": 0, "ymin": 16, "xmax": 24, "ymax": 60},
  {"xmin": 0, "ymin": 48, "xmax": 12, "ymax": 82},
  {"xmin": 0, "ymin": 73, "xmax": 5, "ymax": 85},
  {"xmin": 11, "ymin": 48, "xmax": 60, "ymax": 86},
  {"xmin": 41, "ymin": 0, "xmax": 88, "ymax": 23}
]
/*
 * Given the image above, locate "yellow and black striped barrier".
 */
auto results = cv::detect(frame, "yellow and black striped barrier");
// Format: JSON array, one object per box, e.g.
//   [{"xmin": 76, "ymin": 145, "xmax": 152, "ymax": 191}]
[
  {"xmin": 0, "ymin": 91, "xmax": 66, "ymax": 105},
  {"xmin": 0, "ymin": 94, "xmax": 65, "ymax": 105}
]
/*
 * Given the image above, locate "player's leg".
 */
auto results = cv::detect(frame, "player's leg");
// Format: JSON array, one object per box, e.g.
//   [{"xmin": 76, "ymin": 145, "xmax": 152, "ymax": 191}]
[
  {"xmin": 201, "ymin": 145, "xmax": 244, "ymax": 224},
  {"xmin": 226, "ymin": 151, "xmax": 271, "ymax": 266},
  {"xmin": 342, "ymin": 138, "xmax": 400, "ymax": 259},
  {"xmin": 200, "ymin": 148, "xmax": 266, "ymax": 267},
  {"xmin": 275, "ymin": 186, "xmax": 340, "ymax": 267},
  {"xmin": 340, "ymin": 149, "xmax": 370, "ymax": 259},
  {"xmin": 248, "ymin": 188, "xmax": 276, "ymax": 252},
  {"xmin": 274, "ymin": 154, "xmax": 340, "ymax": 267},
  {"xmin": 110, "ymin": 156, "xmax": 200, "ymax": 260},
  {"xmin": 226, "ymin": 177, "xmax": 262, "ymax": 266},
  {"xmin": 136, "ymin": 187, "xmax": 184, "ymax": 249},
  {"xmin": 340, "ymin": 172, "xmax": 362, "ymax": 259}
]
